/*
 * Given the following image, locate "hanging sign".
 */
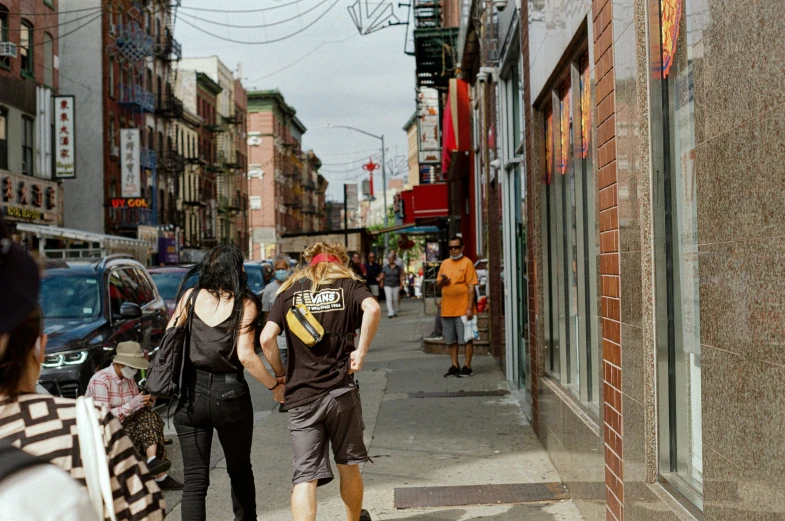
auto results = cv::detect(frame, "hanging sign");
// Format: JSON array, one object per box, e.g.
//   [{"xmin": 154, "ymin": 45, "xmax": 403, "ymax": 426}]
[
  {"xmin": 54, "ymin": 96, "xmax": 76, "ymax": 179},
  {"xmin": 120, "ymin": 129, "xmax": 141, "ymax": 197},
  {"xmin": 660, "ymin": 0, "xmax": 682, "ymax": 78}
]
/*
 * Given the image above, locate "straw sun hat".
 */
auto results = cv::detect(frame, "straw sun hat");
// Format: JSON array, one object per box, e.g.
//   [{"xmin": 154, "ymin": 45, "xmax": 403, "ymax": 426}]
[{"xmin": 113, "ymin": 341, "xmax": 150, "ymax": 370}]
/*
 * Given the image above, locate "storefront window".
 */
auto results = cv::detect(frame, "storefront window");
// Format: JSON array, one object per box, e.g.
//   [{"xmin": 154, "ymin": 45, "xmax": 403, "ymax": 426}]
[
  {"xmin": 542, "ymin": 46, "xmax": 600, "ymax": 409},
  {"xmin": 20, "ymin": 21, "xmax": 33, "ymax": 76},
  {"xmin": 649, "ymin": 0, "xmax": 703, "ymax": 507}
]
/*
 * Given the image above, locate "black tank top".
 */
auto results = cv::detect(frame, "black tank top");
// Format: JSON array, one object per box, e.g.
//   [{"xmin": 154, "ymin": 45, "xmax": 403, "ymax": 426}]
[{"xmin": 189, "ymin": 311, "xmax": 242, "ymax": 374}]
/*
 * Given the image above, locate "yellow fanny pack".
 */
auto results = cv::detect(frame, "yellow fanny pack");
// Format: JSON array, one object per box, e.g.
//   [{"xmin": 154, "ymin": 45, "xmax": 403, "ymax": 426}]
[{"xmin": 286, "ymin": 303, "xmax": 325, "ymax": 347}]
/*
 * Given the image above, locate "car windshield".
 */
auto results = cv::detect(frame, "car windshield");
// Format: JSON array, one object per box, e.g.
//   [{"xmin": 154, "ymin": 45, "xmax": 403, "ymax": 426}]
[
  {"xmin": 245, "ymin": 265, "xmax": 263, "ymax": 293},
  {"xmin": 40, "ymin": 274, "xmax": 101, "ymax": 320},
  {"xmin": 151, "ymin": 272, "xmax": 197, "ymax": 300}
]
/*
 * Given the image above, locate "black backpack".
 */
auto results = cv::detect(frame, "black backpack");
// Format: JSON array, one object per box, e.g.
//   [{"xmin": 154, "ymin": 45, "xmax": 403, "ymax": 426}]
[{"xmin": 145, "ymin": 289, "xmax": 199, "ymax": 400}]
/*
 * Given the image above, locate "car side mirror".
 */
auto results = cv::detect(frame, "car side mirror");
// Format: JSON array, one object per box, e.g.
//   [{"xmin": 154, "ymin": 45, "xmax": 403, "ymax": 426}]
[{"xmin": 119, "ymin": 302, "xmax": 142, "ymax": 319}]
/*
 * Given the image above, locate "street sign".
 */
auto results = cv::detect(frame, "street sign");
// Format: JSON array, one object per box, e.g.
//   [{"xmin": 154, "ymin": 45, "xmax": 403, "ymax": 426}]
[
  {"xmin": 344, "ymin": 183, "xmax": 358, "ymax": 211},
  {"xmin": 53, "ymin": 96, "xmax": 76, "ymax": 179},
  {"xmin": 120, "ymin": 129, "xmax": 141, "ymax": 197}
]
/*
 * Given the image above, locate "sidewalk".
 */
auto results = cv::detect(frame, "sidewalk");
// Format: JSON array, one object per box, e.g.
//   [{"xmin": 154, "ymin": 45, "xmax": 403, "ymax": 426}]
[{"xmin": 163, "ymin": 298, "xmax": 585, "ymax": 520}]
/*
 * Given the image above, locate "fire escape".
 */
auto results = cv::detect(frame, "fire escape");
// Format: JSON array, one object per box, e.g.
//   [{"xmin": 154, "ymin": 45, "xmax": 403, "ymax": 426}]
[
  {"xmin": 215, "ymin": 114, "xmax": 243, "ymax": 246},
  {"xmin": 410, "ymin": 0, "xmax": 458, "ymax": 90}
]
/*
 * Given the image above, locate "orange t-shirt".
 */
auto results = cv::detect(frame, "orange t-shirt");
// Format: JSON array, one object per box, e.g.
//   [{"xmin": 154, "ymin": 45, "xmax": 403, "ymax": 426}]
[{"xmin": 438, "ymin": 256, "xmax": 478, "ymax": 317}]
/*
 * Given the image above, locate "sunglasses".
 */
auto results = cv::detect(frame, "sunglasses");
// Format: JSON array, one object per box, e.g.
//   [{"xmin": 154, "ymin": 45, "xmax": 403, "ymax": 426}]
[{"xmin": 448, "ymin": 245, "xmax": 461, "ymax": 250}]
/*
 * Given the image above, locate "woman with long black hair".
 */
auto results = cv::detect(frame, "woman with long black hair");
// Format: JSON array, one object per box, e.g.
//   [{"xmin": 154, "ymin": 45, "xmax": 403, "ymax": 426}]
[{"xmin": 168, "ymin": 245, "xmax": 285, "ymax": 521}]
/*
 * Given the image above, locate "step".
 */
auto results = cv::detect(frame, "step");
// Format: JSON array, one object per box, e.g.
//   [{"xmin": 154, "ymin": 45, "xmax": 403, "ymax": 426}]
[{"xmin": 422, "ymin": 338, "xmax": 492, "ymax": 355}]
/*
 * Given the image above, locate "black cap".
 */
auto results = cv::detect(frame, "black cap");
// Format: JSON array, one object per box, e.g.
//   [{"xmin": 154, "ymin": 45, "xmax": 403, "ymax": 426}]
[{"xmin": 0, "ymin": 212, "xmax": 40, "ymax": 334}]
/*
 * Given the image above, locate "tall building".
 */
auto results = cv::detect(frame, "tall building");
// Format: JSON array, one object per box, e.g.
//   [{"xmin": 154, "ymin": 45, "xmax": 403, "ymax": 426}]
[
  {"xmin": 59, "ymin": 0, "xmax": 183, "ymax": 241},
  {"xmin": 174, "ymin": 56, "xmax": 248, "ymax": 254},
  {"xmin": 246, "ymin": 90, "xmax": 325, "ymax": 259},
  {"xmin": 0, "ymin": 0, "xmax": 63, "ymax": 236}
]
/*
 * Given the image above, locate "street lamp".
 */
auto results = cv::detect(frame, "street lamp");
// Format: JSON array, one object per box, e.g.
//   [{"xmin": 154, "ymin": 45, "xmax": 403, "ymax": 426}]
[{"xmin": 324, "ymin": 123, "xmax": 389, "ymax": 250}]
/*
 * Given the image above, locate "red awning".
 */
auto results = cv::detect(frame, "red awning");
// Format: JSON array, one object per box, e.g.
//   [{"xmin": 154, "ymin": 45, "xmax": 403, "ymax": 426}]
[{"xmin": 441, "ymin": 78, "xmax": 471, "ymax": 175}]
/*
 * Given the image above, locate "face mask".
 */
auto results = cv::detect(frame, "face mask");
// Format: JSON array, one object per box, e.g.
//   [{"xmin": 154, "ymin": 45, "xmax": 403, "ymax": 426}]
[
  {"xmin": 121, "ymin": 366, "xmax": 138, "ymax": 379},
  {"xmin": 450, "ymin": 253, "xmax": 463, "ymax": 261},
  {"xmin": 274, "ymin": 269, "xmax": 289, "ymax": 282}
]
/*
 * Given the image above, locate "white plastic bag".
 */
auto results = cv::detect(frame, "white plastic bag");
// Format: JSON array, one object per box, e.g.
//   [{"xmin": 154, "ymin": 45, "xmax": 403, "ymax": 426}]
[{"xmin": 461, "ymin": 316, "xmax": 479, "ymax": 344}]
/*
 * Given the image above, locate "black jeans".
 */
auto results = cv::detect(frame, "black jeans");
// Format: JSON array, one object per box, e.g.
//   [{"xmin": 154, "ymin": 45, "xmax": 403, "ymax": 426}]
[{"xmin": 174, "ymin": 368, "xmax": 256, "ymax": 521}]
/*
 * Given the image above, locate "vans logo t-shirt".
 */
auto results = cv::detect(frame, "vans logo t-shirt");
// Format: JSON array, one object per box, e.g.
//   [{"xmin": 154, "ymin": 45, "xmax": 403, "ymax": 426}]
[{"xmin": 293, "ymin": 288, "xmax": 345, "ymax": 312}]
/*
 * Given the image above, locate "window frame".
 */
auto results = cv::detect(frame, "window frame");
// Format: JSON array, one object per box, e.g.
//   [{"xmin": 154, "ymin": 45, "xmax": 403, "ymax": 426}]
[
  {"xmin": 0, "ymin": 7, "xmax": 10, "ymax": 71},
  {"xmin": 22, "ymin": 116, "xmax": 34, "ymax": 176},
  {"xmin": 43, "ymin": 31, "xmax": 53, "ymax": 87},
  {"xmin": 539, "ymin": 38, "xmax": 600, "ymax": 413},
  {"xmin": 20, "ymin": 20, "xmax": 33, "ymax": 78}
]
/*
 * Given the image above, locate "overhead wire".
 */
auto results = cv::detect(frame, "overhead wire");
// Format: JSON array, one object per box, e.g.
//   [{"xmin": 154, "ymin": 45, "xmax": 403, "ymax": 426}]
[
  {"xmin": 176, "ymin": 0, "xmax": 341, "ymax": 45},
  {"xmin": 178, "ymin": 0, "xmax": 331, "ymax": 30},
  {"xmin": 6, "ymin": 8, "xmax": 104, "ymax": 32},
  {"xmin": 2, "ymin": 5, "xmax": 102, "ymax": 15},
  {"xmin": 247, "ymin": 33, "xmax": 357, "ymax": 82},
  {"xmin": 26, "ymin": 11, "xmax": 104, "ymax": 48},
  {"xmin": 177, "ymin": 0, "xmax": 310, "ymax": 14}
]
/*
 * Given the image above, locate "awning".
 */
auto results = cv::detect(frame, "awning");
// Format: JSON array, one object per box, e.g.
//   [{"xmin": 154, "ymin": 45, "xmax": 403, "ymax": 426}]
[
  {"xmin": 16, "ymin": 223, "xmax": 148, "ymax": 247},
  {"xmin": 370, "ymin": 223, "xmax": 442, "ymax": 236},
  {"xmin": 442, "ymin": 78, "xmax": 471, "ymax": 175}
]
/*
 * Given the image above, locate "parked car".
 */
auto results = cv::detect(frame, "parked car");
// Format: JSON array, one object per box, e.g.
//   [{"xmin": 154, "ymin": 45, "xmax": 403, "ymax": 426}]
[
  {"xmin": 244, "ymin": 261, "xmax": 272, "ymax": 297},
  {"xmin": 148, "ymin": 265, "xmax": 197, "ymax": 317},
  {"xmin": 37, "ymin": 255, "xmax": 169, "ymax": 398}
]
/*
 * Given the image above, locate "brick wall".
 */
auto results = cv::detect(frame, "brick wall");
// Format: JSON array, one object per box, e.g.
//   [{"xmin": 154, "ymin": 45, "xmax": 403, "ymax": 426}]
[
  {"xmin": 520, "ymin": 0, "xmax": 539, "ymax": 436},
  {"xmin": 593, "ymin": 0, "xmax": 622, "ymax": 520}
]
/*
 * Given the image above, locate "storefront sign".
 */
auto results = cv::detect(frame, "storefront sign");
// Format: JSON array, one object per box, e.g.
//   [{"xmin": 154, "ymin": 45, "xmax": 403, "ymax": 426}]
[
  {"xmin": 54, "ymin": 96, "xmax": 76, "ymax": 179},
  {"xmin": 418, "ymin": 113, "xmax": 441, "ymax": 157},
  {"xmin": 158, "ymin": 237, "xmax": 179, "ymax": 264},
  {"xmin": 660, "ymin": 0, "xmax": 682, "ymax": 78},
  {"xmin": 1, "ymin": 173, "xmax": 60, "ymax": 223},
  {"xmin": 344, "ymin": 184, "xmax": 358, "ymax": 211},
  {"xmin": 108, "ymin": 197, "xmax": 149, "ymax": 208},
  {"xmin": 560, "ymin": 84, "xmax": 571, "ymax": 176},
  {"xmin": 120, "ymin": 128, "xmax": 141, "ymax": 197}
]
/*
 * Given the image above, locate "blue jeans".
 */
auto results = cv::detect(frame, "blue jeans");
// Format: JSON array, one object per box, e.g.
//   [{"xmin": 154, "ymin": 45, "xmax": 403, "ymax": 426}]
[{"xmin": 174, "ymin": 369, "xmax": 256, "ymax": 521}]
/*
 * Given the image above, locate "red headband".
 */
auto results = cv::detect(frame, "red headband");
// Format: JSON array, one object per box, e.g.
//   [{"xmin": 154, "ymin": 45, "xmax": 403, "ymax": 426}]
[{"xmin": 310, "ymin": 253, "xmax": 342, "ymax": 266}]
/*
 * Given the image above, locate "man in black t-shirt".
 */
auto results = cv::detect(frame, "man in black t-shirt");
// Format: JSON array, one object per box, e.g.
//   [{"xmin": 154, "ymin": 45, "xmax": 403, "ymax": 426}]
[
  {"xmin": 260, "ymin": 243, "xmax": 381, "ymax": 521},
  {"xmin": 363, "ymin": 252, "xmax": 383, "ymax": 300}
]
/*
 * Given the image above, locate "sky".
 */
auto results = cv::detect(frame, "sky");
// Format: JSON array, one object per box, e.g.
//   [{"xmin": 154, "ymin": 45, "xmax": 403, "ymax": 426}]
[{"xmin": 173, "ymin": 0, "xmax": 416, "ymax": 201}]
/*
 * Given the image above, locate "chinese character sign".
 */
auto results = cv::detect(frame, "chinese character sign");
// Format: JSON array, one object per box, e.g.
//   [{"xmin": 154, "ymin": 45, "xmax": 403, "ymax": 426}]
[
  {"xmin": 54, "ymin": 96, "xmax": 76, "ymax": 179},
  {"xmin": 120, "ymin": 129, "xmax": 141, "ymax": 197}
]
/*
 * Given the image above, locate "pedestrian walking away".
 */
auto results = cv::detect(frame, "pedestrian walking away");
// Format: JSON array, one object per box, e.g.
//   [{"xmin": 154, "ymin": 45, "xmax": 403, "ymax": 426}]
[
  {"xmin": 260, "ymin": 241, "xmax": 382, "ymax": 521},
  {"xmin": 437, "ymin": 236, "xmax": 479, "ymax": 378},
  {"xmin": 86, "ymin": 341, "xmax": 183, "ymax": 490},
  {"xmin": 169, "ymin": 245, "xmax": 285, "ymax": 521},
  {"xmin": 363, "ymin": 252, "xmax": 383, "ymax": 301},
  {"xmin": 381, "ymin": 251, "xmax": 404, "ymax": 318},
  {"xmin": 0, "ymin": 210, "xmax": 165, "ymax": 521}
]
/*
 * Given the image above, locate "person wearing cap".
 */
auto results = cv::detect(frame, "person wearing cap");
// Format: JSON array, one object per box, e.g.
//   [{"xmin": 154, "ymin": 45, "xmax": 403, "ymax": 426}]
[
  {"xmin": 0, "ymin": 210, "xmax": 166, "ymax": 520},
  {"xmin": 86, "ymin": 341, "xmax": 183, "ymax": 490}
]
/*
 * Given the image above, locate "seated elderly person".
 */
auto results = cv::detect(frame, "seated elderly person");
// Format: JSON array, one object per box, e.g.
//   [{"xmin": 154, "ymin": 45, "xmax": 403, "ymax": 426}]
[{"xmin": 86, "ymin": 341, "xmax": 183, "ymax": 490}]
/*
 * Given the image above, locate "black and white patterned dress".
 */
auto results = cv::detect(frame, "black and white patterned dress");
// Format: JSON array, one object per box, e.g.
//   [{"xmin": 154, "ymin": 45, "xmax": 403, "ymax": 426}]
[{"xmin": 0, "ymin": 393, "xmax": 166, "ymax": 521}]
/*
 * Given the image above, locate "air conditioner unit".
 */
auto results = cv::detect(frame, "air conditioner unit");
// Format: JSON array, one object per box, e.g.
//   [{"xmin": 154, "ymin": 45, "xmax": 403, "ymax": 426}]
[
  {"xmin": 0, "ymin": 42, "xmax": 17, "ymax": 58},
  {"xmin": 247, "ymin": 136, "xmax": 262, "ymax": 146},
  {"xmin": 110, "ymin": 143, "xmax": 120, "ymax": 157}
]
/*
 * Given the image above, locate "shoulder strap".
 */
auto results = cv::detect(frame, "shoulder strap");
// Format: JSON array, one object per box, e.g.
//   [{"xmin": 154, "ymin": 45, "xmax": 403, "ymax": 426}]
[{"xmin": 0, "ymin": 441, "xmax": 49, "ymax": 482}]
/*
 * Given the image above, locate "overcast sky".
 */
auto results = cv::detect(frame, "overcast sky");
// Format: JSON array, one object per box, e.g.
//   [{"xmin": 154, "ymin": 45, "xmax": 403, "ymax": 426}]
[{"xmin": 174, "ymin": 0, "xmax": 415, "ymax": 201}]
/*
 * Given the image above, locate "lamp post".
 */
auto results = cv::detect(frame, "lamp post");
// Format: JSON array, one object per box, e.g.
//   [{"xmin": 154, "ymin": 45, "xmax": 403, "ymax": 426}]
[{"xmin": 325, "ymin": 124, "xmax": 388, "ymax": 250}]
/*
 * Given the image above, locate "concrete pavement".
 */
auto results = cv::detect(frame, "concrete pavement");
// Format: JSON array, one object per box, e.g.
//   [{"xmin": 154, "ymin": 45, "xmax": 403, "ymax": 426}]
[{"xmin": 161, "ymin": 298, "xmax": 585, "ymax": 520}]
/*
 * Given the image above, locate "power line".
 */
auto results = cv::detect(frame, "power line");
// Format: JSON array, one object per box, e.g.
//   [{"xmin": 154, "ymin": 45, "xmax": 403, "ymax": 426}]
[
  {"xmin": 7, "ymin": 8, "xmax": 103, "ymax": 32},
  {"xmin": 2, "ymin": 5, "xmax": 102, "ymax": 15},
  {"xmin": 247, "ymin": 33, "xmax": 357, "ymax": 81},
  {"xmin": 178, "ymin": 0, "xmax": 331, "ymax": 30},
  {"xmin": 176, "ymin": 0, "xmax": 341, "ymax": 45},
  {"xmin": 178, "ymin": 0, "xmax": 310, "ymax": 14},
  {"xmin": 26, "ymin": 11, "xmax": 103, "ymax": 48}
]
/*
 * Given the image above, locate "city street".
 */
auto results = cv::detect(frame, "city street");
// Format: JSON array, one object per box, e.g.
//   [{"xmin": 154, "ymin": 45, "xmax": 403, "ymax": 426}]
[{"xmin": 160, "ymin": 299, "xmax": 589, "ymax": 520}]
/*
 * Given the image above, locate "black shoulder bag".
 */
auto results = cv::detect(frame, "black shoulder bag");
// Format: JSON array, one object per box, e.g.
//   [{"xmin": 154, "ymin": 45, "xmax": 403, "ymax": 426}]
[{"xmin": 145, "ymin": 288, "xmax": 200, "ymax": 400}]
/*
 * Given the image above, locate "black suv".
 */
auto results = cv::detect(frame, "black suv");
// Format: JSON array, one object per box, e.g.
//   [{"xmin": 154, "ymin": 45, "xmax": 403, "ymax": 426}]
[{"xmin": 38, "ymin": 255, "xmax": 169, "ymax": 398}]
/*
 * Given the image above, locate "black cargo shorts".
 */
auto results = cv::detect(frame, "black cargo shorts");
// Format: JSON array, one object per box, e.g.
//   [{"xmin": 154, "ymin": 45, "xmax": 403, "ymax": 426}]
[{"xmin": 287, "ymin": 384, "xmax": 369, "ymax": 486}]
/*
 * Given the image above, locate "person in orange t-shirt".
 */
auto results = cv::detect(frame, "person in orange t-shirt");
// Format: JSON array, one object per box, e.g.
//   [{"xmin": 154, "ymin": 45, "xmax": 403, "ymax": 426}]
[{"xmin": 436, "ymin": 235, "xmax": 478, "ymax": 377}]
